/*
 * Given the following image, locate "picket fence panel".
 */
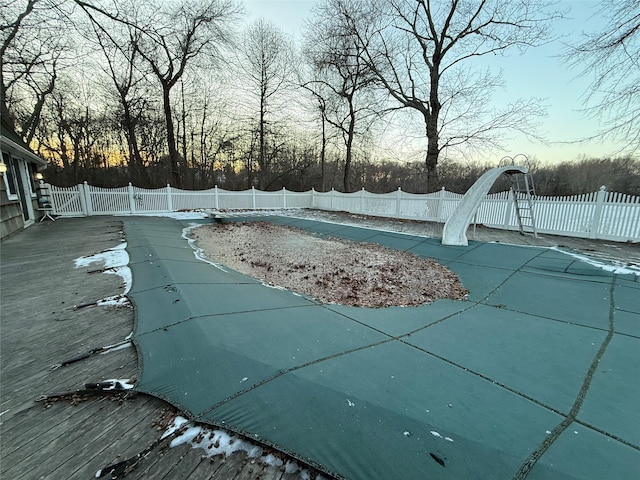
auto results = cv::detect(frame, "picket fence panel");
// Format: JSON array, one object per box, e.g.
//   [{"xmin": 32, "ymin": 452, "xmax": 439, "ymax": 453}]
[{"xmin": 46, "ymin": 182, "xmax": 639, "ymax": 242}]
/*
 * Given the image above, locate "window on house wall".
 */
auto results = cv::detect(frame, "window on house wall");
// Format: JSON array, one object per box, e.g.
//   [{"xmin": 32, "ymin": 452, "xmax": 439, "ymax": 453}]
[{"xmin": 1, "ymin": 151, "xmax": 19, "ymax": 200}]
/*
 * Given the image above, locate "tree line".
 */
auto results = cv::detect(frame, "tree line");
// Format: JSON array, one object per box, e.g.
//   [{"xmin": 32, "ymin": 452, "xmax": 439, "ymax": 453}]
[
  {"xmin": 42, "ymin": 153, "xmax": 640, "ymax": 197},
  {"xmin": 2, "ymin": 0, "xmax": 638, "ymax": 195}
]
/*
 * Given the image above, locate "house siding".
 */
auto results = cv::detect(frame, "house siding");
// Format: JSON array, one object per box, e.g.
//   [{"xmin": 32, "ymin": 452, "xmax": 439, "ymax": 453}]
[
  {"xmin": 1, "ymin": 123, "xmax": 47, "ymax": 240},
  {"xmin": 1, "ymin": 181, "xmax": 25, "ymax": 240}
]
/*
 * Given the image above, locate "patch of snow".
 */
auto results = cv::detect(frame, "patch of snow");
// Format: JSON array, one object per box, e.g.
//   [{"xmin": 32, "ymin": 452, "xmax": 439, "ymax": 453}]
[
  {"xmin": 74, "ymin": 242, "xmax": 127, "ymax": 267},
  {"xmin": 550, "ymin": 246, "xmax": 640, "ymax": 275},
  {"xmin": 97, "ymin": 295, "xmax": 131, "ymax": 307},
  {"xmin": 263, "ymin": 453, "xmax": 284, "ymax": 467},
  {"xmin": 182, "ymin": 224, "xmax": 228, "ymax": 271},
  {"xmin": 162, "ymin": 415, "xmax": 317, "ymax": 477},
  {"xmin": 162, "ymin": 416, "xmax": 190, "ymax": 439},
  {"xmin": 123, "ymin": 211, "xmax": 210, "ymax": 220},
  {"xmin": 285, "ymin": 461, "xmax": 300, "ymax": 474},
  {"xmin": 430, "ymin": 430, "xmax": 453, "ymax": 442},
  {"xmin": 261, "ymin": 282, "xmax": 288, "ymax": 291},
  {"xmin": 102, "ymin": 379, "xmax": 135, "ymax": 390},
  {"xmin": 106, "ymin": 266, "xmax": 133, "ymax": 294},
  {"xmin": 74, "ymin": 243, "xmax": 132, "ymax": 293},
  {"xmin": 346, "ymin": 399, "xmax": 355, "ymax": 407},
  {"xmin": 170, "ymin": 425, "xmax": 202, "ymax": 447},
  {"xmin": 100, "ymin": 341, "xmax": 133, "ymax": 354}
]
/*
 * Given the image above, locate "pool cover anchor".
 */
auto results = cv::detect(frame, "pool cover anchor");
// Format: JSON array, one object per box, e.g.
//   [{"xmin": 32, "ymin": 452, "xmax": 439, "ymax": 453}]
[
  {"xmin": 49, "ymin": 339, "xmax": 132, "ymax": 371},
  {"xmin": 95, "ymin": 426, "xmax": 183, "ymax": 479},
  {"xmin": 95, "ymin": 444, "xmax": 154, "ymax": 479},
  {"xmin": 35, "ymin": 380, "xmax": 133, "ymax": 403},
  {"xmin": 210, "ymin": 213, "xmax": 226, "ymax": 224}
]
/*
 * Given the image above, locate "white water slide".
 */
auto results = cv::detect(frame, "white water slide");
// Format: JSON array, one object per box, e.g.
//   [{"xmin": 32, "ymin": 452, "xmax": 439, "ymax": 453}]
[{"xmin": 442, "ymin": 165, "xmax": 528, "ymax": 246}]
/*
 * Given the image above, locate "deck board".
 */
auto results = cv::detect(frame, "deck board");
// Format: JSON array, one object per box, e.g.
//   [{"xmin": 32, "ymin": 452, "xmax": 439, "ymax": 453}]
[{"xmin": 47, "ymin": 398, "xmax": 157, "ymax": 479}]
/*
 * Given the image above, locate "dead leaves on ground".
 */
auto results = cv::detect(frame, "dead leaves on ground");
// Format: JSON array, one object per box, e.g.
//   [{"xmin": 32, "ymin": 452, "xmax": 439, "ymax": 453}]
[{"xmin": 194, "ymin": 222, "xmax": 468, "ymax": 308}]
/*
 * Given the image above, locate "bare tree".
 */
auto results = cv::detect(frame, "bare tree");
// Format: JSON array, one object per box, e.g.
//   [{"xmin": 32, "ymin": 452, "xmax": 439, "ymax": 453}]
[
  {"xmin": 134, "ymin": 0, "xmax": 239, "ymax": 187},
  {"xmin": 37, "ymin": 81, "xmax": 107, "ymax": 183},
  {"xmin": 171, "ymin": 75, "xmax": 237, "ymax": 189},
  {"xmin": 1, "ymin": 0, "xmax": 69, "ymax": 143},
  {"xmin": 304, "ymin": 0, "xmax": 380, "ymax": 192},
  {"xmin": 1, "ymin": 0, "xmax": 37, "ymax": 126},
  {"xmin": 334, "ymin": 0, "xmax": 561, "ymax": 190},
  {"xmin": 79, "ymin": 5, "xmax": 150, "ymax": 182},
  {"xmin": 236, "ymin": 18, "xmax": 294, "ymax": 189},
  {"xmin": 567, "ymin": 0, "xmax": 640, "ymax": 155},
  {"xmin": 299, "ymin": 82, "xmax": 330, "ymax": 191},
  {"xmin": 76, "ymin": 0, "xmax": 240, "ymax": 187}
]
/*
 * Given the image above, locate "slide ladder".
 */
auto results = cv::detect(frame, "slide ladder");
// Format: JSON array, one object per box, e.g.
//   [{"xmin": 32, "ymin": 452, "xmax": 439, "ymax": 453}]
[{"xmin": 509, "ymin": 171, "xmax": 538, "ymax": 237}]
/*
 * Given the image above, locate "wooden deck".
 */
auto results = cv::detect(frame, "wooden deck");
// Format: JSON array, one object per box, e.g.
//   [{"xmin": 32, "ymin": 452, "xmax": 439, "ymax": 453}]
[{"xmin": 0, "ymin": 217, "xmax": 317, "ymax": 480}]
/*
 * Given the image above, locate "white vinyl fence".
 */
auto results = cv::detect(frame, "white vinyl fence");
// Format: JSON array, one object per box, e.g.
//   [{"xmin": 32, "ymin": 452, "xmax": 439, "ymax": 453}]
[{"xmin": 45, "ymin": 182, "xmax": 639, "ymax": 242}]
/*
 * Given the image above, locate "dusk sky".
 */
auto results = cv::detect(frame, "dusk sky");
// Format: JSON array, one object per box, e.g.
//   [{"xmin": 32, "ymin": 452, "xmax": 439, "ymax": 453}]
[{"xmin": 243, "ymin": 0, "xmax": 625, "ymax": 166}]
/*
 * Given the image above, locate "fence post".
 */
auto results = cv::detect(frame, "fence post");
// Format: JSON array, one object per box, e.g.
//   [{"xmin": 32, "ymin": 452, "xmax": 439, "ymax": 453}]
[
  {"xmin": 76, "ymin": 183, "xmax": 87, "ymax": 216},
  {"xmin": 128, "ymin": 182, "xmax": 136, "ymax": 213},
  {"xmin": 590, "ymin": 185, "xmax": 607, "ymax": 239},
  {"xmin": 360, "ymin": 187, "xmax": 365, "ymax": 213},
  {"xmin": 214, "ymin": 185, "xmax": 219, "ymax": 210},
  {"xmin": 83, "ymin": 181, "xmax": 93, "ymax": 216},
  {"xmin": 396, "ymin": 187, "xmax": 402, "ymax": 218},
  {"xmin": 330, "ymin": 188, "xmax": 334, "ymax": 210},
  {"xmin": 283, "ymin": 187, "xmax": 287, "ymax": 208},
  {"xmin": 251, "ymin": 186, "xmax": 256, "ymax": 209},
  {"xmin": 311, "ymin": 188, "xmax": 316, "ymax": 209},
  {"xmin": 436, "ymin": 187, "xmax": 446, "ymax": 222},
  {"xmin": 166, "ymin": 184, "xmax": 173, "ymax": 212}
]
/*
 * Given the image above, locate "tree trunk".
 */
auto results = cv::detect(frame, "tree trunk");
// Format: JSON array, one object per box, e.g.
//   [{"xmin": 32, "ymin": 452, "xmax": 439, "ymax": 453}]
[
  {"xmin": 181, "ymin": 82, "xmax": 188, "ymax": 185},
  {"xmin": 320, "ymin": 112, "xmax": 326, "ymax": 192},
  {"xmin": 425, "ymin": 128, "xmax": 439, "ymax": 192},
  {"xmin": 425, "ymin": 62, "xmax": 441, "ymax": 192},
  {"xmin": 162, "ymin": 85, "xmax": 180, "ymax": 187},
  {"xmin": 23, "ymin": 71, "xmax": 56, "ymax": 145},
  {"xmin": 119, "ymin": 95, "xmax": 145, "ymax": 184},
  {"xmin": 343, "ymin": 99, "xmax": 356, "ymax": 192},
  {"xmin": 344, "ymin": 131, "xmax": 354, "ymax": 192},
  {"xmin": 258, "ymin": 79, "xmax": 267, "ymax": 189}
]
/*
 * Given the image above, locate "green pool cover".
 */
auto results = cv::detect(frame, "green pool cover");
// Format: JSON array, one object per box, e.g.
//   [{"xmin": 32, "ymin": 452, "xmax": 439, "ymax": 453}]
[{"xmin": 124, "ymin": 216, "xmax": 639, "ymax": 479}]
